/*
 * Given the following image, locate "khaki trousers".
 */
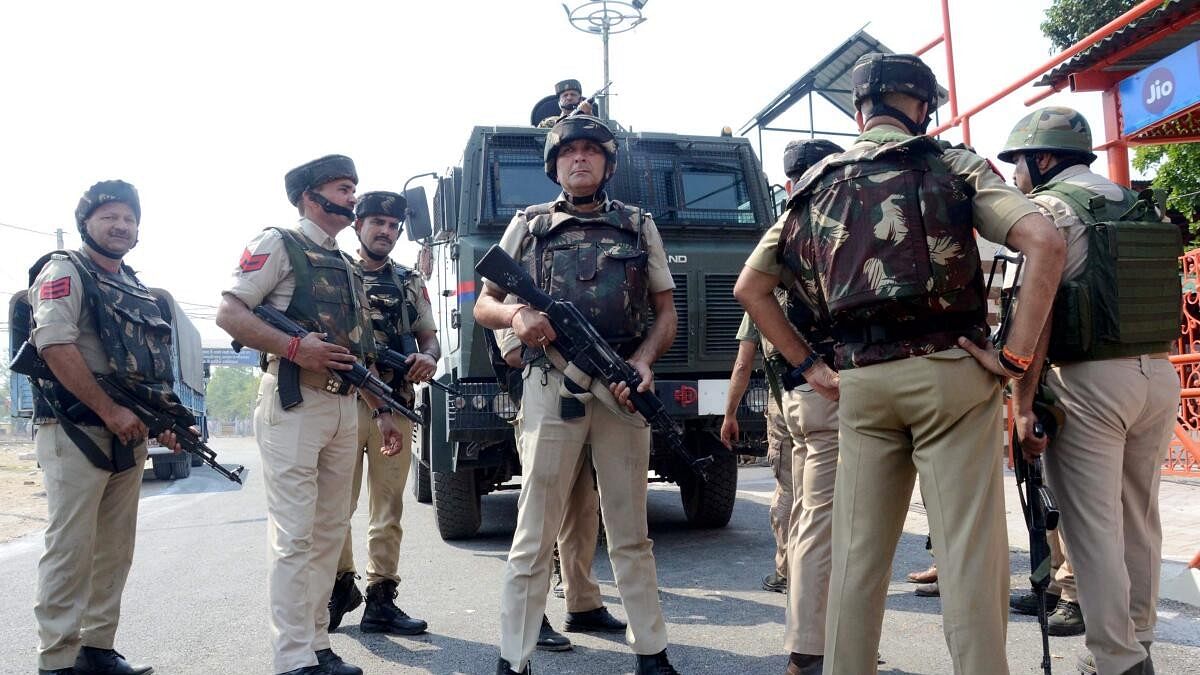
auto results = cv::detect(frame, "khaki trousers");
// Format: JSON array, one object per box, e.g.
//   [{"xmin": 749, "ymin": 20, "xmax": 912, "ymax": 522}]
[
  {"xmin": 825, "ymin": 350, "xmax": 1010, "ymax": 675},
  {"xmin": 556, "ymin": 461, "xmax": 605, "ymax": 613},
  {"xmin": 1043, "ymin": 355, "xmax": 1179, "ymax": 675},
  {"xmin": 766, "ymin": 396, "xmax": 794, "ymax": 580},
  {"xmin": 1047, "ymin": 526, "xmax": 1077, "ymax": 602},
  {"xmin": 35, "ymin": 423, "xmax": 147, "ymax": 671},
  {"xmin": 781, "ymin": 386, "xmax": 839, "ymax": 656},
  {"xmin": 499, "ymin": 367, "xmax": 667, "ymax": 670},
  {"xmin": 338, "ymin": 398, "xmax": 413, "ymax": 585},
  {"xmin": 255, "ymin": 373, "xmax": 359, "ymax": 673}
]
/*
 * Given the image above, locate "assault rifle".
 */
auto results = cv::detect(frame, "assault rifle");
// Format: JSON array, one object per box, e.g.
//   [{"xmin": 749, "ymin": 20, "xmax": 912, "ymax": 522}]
[
  {"xmin": 10, "ymin": 342, "xmax": 246, "ymax": 484},
  {"xmin": 1014, "ymin": 411, "xmax": 1060, "ymax": 675},
  {"xmin": 375, "ymin": 347, "xmax": 461, "ymax": 397},
  {"xmin": 233, "ymin": 305, "xmax": 423, "ymax": 425},
  {"xmin": 565, "ymin": 81, "xmax": 612, "ymax": 119},
  {"xmin": 475, "ymin": 245, "xmax": 714, "ymax": 480}
]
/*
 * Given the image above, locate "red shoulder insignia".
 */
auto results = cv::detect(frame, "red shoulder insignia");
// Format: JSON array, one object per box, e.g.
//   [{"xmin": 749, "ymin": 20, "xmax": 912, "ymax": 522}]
[
  {"xmin": 39, "ymin": 277, "xmax": 71, "ymax": 300},
  {"xmin": 239, "ymin": 248, "xmax": 270, "ymax": 273}
]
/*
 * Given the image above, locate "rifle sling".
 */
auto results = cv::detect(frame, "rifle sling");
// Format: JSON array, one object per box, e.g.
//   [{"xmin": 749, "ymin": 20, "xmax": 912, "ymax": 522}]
[{"xmin": 33, "ymin": 381, "xmax": 135, "ymax": 473}]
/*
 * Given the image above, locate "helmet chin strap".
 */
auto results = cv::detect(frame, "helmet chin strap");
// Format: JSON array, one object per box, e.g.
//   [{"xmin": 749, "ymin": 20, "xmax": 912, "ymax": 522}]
[
  {"xmin": 358, "ymin": 233, "xmax": 390, "ymax": 262},
  {"xmin": 305, "ymin": 189, "xmax": 356, "ymax": 221},
  {"xmin": 1024, "ymin": 153, "xmax": 1075, "ymax": 189},
  {"xmin": 80, "ymin": 230, "xmax": 132, "ymax": 261},
  {"xmin": 868, "ymin": 98, "xmax": 933, "ymax": 135}
]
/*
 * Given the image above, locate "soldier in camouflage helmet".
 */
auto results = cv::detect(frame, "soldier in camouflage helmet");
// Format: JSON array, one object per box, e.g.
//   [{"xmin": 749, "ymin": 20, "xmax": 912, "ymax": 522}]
[
  {"xmin": 475, "ymin": 115, "xmax": 682, "ymax": 675},
  {"xmin": 326, "ymin": 191, "xmax": 437, "ymax": 638},
  {"xmin": 537, "ymin": 78, "xmax": 594, "ymax": 128},
  {"xmin": 28, "ymin": 180, "xmax": 186, "ymax": 675},
  {"xmin": 1000, "ymin": 107, "xmax": 1179, "ymax": 675},
  {"xmin": 735, "ymin": 52, "xmax": 1066, "ymax": 674},
  {"xmin": 217, "ymin": 155, "xmax": 401, "ymax": 675}
]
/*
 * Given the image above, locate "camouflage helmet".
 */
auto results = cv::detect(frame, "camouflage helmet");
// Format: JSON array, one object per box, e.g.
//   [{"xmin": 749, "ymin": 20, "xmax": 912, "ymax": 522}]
[
  {"xmin": 354, "ymin": 191, "xmax": 408, "ymax": 222},
  {"xmin": 284, "ymin": 154, "xmax": 358, "ymax": 206},
  {"xmin": 555, "ymin": 79, "xmax": 582, "ymax": 96},
  {"xmin": 851, "ymin": 53, "xmax": 942, "ymax": 108},
  {"xmin": 75, "ymin": 180, "xmax": 141, "ymax": 229},
  {"xmin": 997, "ymin": 106, "xmax": 1096, "ymax": 164},
  {"xmin": 544, "ymin": 115, "xmax": 618, "ymax": 183},
  {"xmin": 783, "ymin": 139, "xmax": 844, "ymax": 180}
]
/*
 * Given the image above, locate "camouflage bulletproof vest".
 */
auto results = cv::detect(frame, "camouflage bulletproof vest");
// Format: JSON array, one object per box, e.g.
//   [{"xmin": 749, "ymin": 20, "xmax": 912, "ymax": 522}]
[
  {"xmin": 272, "ymin": 228, "xmax": 375, "ymax": 360},
  {"xmin": 780, "ymin": 131, "xmax": 987, "ymax": 369},
  {"xmin": 1035, "ymin": 181, "xmax": 1183, "ymax": 362},
  {"xmin": 520, "ymin": 201, "xmax": 650, "ymax": 358},
  {"xmin": 362, "ymin": 261, "xmax": 420, "ymax": 355},
  {"xmin": 68, "ymin": 251, "xmax": 175, "ymax": 384}
]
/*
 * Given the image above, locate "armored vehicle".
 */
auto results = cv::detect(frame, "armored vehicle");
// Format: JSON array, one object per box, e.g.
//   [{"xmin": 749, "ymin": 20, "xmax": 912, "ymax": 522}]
[{"xmin": 413, "ymin": 124, "xmax": 773, "ymax": 540}]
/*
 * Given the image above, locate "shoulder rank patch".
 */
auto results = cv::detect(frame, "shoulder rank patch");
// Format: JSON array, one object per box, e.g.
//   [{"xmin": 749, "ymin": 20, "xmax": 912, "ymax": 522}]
[
  {"xmin": 40, "ymin": 277, "xmax": 71, "ymax": 300},
  {"xmin": 239, "ymin": 248, "xmax": 270, "ymax": 273}
]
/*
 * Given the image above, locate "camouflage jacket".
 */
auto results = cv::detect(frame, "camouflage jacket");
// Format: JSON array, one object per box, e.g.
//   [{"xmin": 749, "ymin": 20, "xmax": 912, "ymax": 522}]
[
  {"xmin": 779, "ymin": 129, "xmax": 988, "ymax": 369},
  {"xmin": 361, "ymin": 259, "xmax": 424, "ymax": 397}
]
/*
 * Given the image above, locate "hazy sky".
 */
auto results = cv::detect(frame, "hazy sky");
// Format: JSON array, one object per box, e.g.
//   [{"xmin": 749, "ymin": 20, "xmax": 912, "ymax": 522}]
[{"xmin": 0, "ymin": 0, "xmax": 1112, "ymax": 345}]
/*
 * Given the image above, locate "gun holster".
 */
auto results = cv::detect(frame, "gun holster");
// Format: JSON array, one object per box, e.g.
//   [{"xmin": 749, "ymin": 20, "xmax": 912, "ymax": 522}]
[{"xmin": 560, "ymin": 377, "xmax": 588, "ymax": 420}]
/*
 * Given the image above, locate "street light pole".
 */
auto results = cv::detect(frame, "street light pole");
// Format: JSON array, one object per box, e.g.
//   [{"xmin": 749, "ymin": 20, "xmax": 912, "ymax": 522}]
[{"xmin": 562, "ymin": 1, "xmax": 647, "ymax": 123}]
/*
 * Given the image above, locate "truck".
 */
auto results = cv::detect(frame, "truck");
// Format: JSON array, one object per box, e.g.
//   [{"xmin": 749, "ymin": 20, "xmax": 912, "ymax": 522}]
[
  {"xmin": 7, "ymin": 287, "xmax": 208, "ymax": 481},
  {"xmin": 411, "ymin": 122, "xmax": 774, "ymax": 541}
]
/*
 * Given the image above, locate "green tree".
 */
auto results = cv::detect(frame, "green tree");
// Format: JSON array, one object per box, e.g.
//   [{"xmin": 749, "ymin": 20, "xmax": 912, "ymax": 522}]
[
  {"xmin": 205, "ymin": 366, "xmax": 260, "ymax": 422},
  {"xmin": 1040, "ymin": 0, "xmax": 1138, "ymax": 52}
]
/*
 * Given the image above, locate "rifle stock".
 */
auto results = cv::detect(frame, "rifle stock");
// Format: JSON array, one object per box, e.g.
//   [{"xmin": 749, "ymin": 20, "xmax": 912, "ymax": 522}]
[
  {"xmin": 10, "ymin": 342, "xmax": 246, "ymax": 484},
  {"xmin": 1014, "ymin": 418, "xmax": 1060, "ymax": 675},
  {"xmin": 476, "ymin": 245, "xmax": 713, "ymax": 480}
]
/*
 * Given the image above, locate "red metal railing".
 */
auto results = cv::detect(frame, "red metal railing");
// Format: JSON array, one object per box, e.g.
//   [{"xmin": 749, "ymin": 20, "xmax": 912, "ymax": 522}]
[{"xmin": 1167, "ymin": 249, "xmax": 1200, "ymax": 476}]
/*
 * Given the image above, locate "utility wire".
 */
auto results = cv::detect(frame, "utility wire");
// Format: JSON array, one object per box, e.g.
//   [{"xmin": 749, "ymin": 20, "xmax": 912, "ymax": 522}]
[{"xmin": 0, "ymin": 221, "xmax": 57, "ymax": 237}]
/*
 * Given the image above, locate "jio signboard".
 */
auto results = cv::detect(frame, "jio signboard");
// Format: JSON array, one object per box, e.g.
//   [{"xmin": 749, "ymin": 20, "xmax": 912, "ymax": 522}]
[{"xmin": 1119, "ymin": 40, "xmax": 1200, "ymax": 136}]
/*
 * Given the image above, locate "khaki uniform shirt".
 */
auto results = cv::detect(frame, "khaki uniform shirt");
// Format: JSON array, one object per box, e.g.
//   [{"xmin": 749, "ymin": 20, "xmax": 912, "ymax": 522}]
[
  {"xmin": 223, "ymin": 217, "xmax": 340, "ymax": 312},
  {"xmin": 744, "ymin": 123, "xmax": 1038, "ymax": 277},
  {"xmin": 29, "ymin": 251, "xmax": 123, "ymax": 374}
]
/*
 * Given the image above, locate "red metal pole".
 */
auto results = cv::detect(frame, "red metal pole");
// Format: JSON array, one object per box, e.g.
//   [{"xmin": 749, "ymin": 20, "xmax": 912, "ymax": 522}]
[
  {"xmin": 940, "ymin": 0, "xmax": 968, "ymax": 145},
  {"xmin": 914, "ymin": 34, "xmax": 944, "ymax": 57},
  {"xmin": 1102, "ymin": 87, "xmax": 1131, "ymax": 186},
  {"xmin": 928, "ymin": 0, "xmax": 1165, "ymax": 137}
]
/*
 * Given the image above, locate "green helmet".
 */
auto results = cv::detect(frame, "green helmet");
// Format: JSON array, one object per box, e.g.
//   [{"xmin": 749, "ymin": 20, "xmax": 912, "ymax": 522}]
[
  {"xmin": 544, "ymin": 115, "xmax": 618, "ymax": 184},
  {"xmin": 998, "ymin": 106, "xmax": 1096, "ymax": 164}
]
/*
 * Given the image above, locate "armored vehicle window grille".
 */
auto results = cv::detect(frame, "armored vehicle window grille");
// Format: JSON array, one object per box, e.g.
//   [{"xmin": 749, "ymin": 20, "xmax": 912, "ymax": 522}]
[
  {"xmin": 650, "ymin": 273, "xmax": 689, "ymax": 366},
  {"xmin": 630, "ymin": 154, "xmax": 755, "ymax": 227},
  {"xmin": 483, "ymin": 135, "xmax": 560, "ymax": 225},
  {"xmin": 702, "ymin": 273, "xmax": 742, "ymax": 358}
]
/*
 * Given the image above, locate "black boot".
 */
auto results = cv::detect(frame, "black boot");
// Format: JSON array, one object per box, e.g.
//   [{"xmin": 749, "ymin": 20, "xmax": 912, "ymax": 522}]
[
  {"xmin": 328, "ymin": 571, "xmax": 363, "ymax": 632},
  {"xmin": 636, "ymin": 649, "xmax": 680, "ymax": 675},
  {"xmin": 277, "ymin": 667, "xmax": 332, "ymax": 675},
  {"xmin": 536, "ymin": 615, "xmax": 572, "ymax": 651},
  {"xmin": 564, "ymin": 606, "xmax": 627, "ymax": 633},
  {"xmin": 361, "ymin": 579, "xmax": 428, "ymax": 635},
  {"xmin": 38, "ymin": 669, "xmax": 76, "ymax": 675},
  {"xmin": 73, "ymin": 648, "xmax": 152, "ymax": 675},
  {"xmin": 496, "ymin": 657, "xmax": 531, "ymax": 674},
  {"xmin": 1009, "ymin": 590, "xmax": 1060, "ymax": 616},
  {"xmin": 785, "ymin": 653, "xmax": 823, "ymax": 675},
  {"xmin": 314, "ymin": 648, "xmax": 362, "ymax": 675}
]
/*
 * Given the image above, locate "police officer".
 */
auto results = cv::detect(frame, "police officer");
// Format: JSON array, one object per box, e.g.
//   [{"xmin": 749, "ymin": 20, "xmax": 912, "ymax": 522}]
[
  {"xmin": 475, "ymin": 115, "xmax": 680, "ymax": 675},
  {"xmin": 217, "ymin": 155, "xmax": 400, "ymax": 675},
  {"xmin": 537, "ymin": 79, "xmax": 593, "ymax": 128},
  {"xmin": 494, "ymin": 336, "xmax": 629, "ymax": 650},
  {"xmin": 999, "ymin": 107, "xmax": 1181, "ymax": 675},
  {"xmin": 29, "ymin": 180, "xmax": 183, "ymax": 675},
  {"xmin": 719, "ymin": 313, "xmax": 792, "ymax": 594},
  {"xmin": 735, "ymin": 53, "xmax": 1066, "ymax": 674},
  {"xmin": 325, "ymin": 191, "xmax": 437, "ymax": 636}
]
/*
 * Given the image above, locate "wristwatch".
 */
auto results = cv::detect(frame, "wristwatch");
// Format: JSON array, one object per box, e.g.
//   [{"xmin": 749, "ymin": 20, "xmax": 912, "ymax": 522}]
[{"xmin": 372, "ymin": 406, "xmax": 394, "ymax": 419}]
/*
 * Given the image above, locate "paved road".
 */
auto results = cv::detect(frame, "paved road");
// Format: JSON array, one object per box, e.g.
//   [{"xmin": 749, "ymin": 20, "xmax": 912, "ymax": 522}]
[{"xmin": 0, "ymin": 436, "xmax": 1196, "ymax": 674}]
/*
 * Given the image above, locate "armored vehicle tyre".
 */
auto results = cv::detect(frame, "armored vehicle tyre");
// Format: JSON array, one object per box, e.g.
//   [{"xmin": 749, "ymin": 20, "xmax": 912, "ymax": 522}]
[{"xmin": 417, "ymin": 123, "xmax": 774, "ymax": 540}]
